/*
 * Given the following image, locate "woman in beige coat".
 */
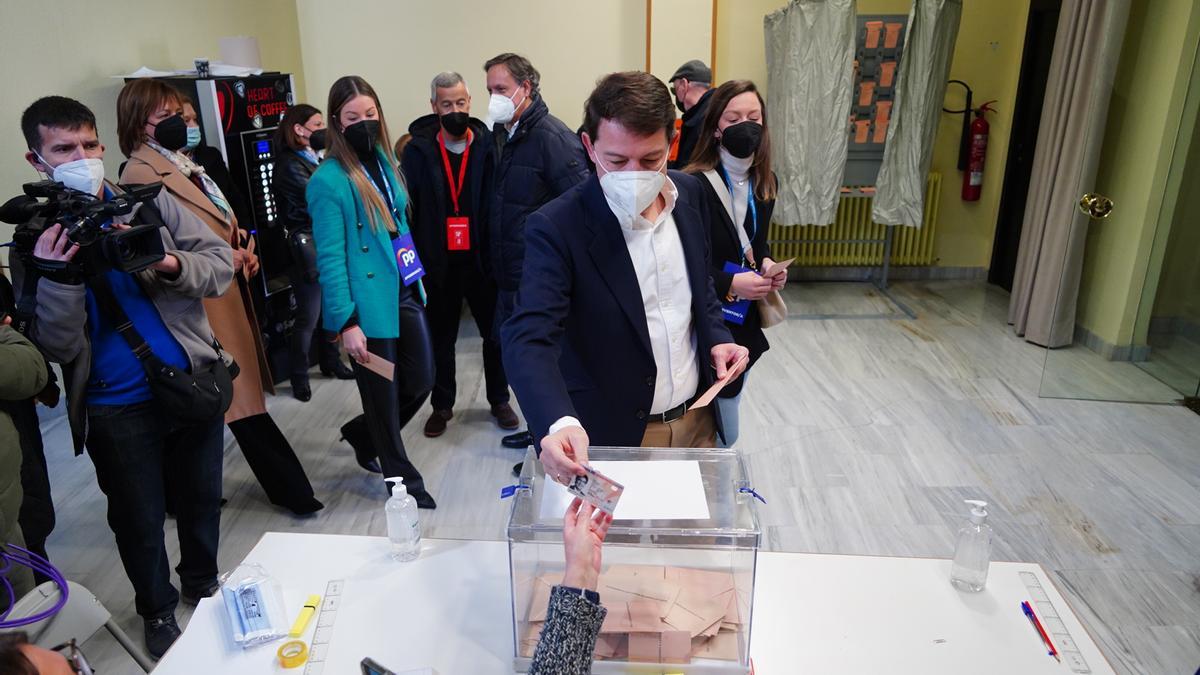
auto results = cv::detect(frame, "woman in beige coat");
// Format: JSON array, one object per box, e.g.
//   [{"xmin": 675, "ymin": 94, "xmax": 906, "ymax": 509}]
[{"xmin": 117, "ymin": 79, "xmax": 321, "ymax": 515}]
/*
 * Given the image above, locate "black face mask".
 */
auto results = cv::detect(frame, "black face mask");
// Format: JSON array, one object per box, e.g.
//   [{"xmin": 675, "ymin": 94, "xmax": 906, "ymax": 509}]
[
  {"xmin": 440, "ymin": 111, "xmax": 470, "ymax": 138},
  {"xmin": 719, "ymin": 121, "xmax": 763, "ymax": 159},
  {"xmin": 153, "ymin": 114, "xmax": 188, "ymax": 151},
  {"xmin": 674, "ymin": 94, "xmax": 686, "ymax": 114},
  {"xmin": 343, "ymin": 119, "xmax": 381, "ymax": 156},
  {"xmin": 308, "ymin": 128, "xmax": 327, "ymax": 152}
]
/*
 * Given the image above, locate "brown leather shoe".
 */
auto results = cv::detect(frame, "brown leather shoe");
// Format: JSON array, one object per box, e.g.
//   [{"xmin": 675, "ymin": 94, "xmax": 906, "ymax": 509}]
[
  {"xmin": 423, "ymin": 409, "xmax": 453, "ymax": 437},
  {"xmin": 490, "ymin": 403, "xmax": 520, "ymax": 430}
]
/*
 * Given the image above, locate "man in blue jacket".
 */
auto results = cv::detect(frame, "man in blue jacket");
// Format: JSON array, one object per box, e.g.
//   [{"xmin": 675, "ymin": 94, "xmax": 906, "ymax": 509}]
[
  {"xmin": 484, "ymin": 52, "xmax": 590, "ymax": 453},
  {"xmin": 12, "ymin": 96, "xmax": 234, "ymax": 658},
  {"xmin": 501, "ymin": 72, "xmax": 748, "ymax": 486}
]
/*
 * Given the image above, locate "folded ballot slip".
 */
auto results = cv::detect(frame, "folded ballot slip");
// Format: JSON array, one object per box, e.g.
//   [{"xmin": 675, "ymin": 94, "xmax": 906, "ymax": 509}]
[{"xmin": 567, "ymin": 465, "xmax": 625, "ymax": 515}]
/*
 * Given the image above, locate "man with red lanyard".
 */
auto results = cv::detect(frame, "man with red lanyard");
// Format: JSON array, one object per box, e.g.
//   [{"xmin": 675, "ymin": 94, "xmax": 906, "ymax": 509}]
[{"xmin": 401, "ymin": 72, "xmax": 518, "ymax": 439}]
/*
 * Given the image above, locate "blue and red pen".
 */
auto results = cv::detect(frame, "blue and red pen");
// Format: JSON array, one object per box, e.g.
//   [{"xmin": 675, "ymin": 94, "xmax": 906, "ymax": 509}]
[{"xmin": 1021, "ymin": 600, "xmax": 1061, "ymax": 662}]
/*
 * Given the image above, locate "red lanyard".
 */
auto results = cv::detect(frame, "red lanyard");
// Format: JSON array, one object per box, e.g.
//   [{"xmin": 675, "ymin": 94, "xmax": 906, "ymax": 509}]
[{"xmin": 436, "ymin": 129, "xmax": 472, "ymax": 215}]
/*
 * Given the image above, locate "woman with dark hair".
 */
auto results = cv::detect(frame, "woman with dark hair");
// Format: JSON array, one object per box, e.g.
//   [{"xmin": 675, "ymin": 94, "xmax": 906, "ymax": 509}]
[
  {"xmin": 683, "ymin": 80, "xmax": 787, "ymax": 447},
  {"xmin": 117, "ymin": 78, "xmax": 323, "ymax": 516},
  {"xmin": 272, "ymin": 103, "xmax": 356, "ymax": 402},
  {"xmin": 307, "ymin": 75, "xmax": 437, "ymax": 508}
]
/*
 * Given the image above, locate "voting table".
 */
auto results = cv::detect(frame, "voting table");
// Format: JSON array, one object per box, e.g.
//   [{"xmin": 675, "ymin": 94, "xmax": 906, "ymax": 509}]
[{"xmin": 153, "ymin": 532, "xmax": 1114, "ymax": 674}]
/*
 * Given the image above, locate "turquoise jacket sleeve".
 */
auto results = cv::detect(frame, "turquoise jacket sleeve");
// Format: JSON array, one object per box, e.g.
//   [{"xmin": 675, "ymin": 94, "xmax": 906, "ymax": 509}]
[{"xmin": 307, "ymin": 165, "xmax": 357, "ymax": 334}]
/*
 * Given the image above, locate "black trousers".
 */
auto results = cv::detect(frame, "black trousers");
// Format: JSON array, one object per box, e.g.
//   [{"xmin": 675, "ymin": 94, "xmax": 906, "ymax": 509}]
[
  {"xmin": 426, "ymin": 263, "xmax": 509, "ymax": 410},
  {"xmin": 227, "ymin": 413, "xmax": 319, "ymax": 509},
  {"xmin": 86, "ymin": 400, "xmax": 223, "ymax": 620},
  {"xmin": 289, "ymin": 274, "xmax": 340, "ymax": 378},
  {"xmin": 351, "ymin": 284, "xmax": 434, "ymax": 494}
]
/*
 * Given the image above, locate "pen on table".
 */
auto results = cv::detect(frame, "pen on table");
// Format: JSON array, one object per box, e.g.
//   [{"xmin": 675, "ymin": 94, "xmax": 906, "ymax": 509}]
[
  {"xmin": 289, "ymin": 594, "xmax": 321, "ymax": 637},
  {"xmin": 1021, "ymin": 601, "xmax": 1061, "ymax": 662}
]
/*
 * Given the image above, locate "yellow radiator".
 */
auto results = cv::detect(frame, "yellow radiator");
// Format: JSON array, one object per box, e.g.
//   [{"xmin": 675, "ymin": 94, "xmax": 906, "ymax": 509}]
[{"xmin": 768, "ymin": 172, "xmax": 941, "ymax": 266}]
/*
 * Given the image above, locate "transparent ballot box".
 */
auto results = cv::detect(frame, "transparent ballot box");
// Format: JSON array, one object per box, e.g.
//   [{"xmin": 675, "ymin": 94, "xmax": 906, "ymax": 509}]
[{"xmin": 507, "ymin": 446, "xmax": 761, "ymax": 673}]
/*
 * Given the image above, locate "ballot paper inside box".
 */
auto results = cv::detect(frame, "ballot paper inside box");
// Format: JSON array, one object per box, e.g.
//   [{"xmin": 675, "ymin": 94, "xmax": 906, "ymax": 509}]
[{"xmin": 508, "ymin": 446, "xmax": 760, "ymax": 674}]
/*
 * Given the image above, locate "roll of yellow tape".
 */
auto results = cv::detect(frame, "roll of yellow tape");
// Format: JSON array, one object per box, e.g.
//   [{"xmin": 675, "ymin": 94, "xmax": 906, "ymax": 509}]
[{"xmin": 277, "ymin": 640, "xmax": 308, "ymax": 669}]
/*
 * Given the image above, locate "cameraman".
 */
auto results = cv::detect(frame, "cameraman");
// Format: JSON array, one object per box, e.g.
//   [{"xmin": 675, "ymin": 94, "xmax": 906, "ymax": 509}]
[{"xmin": 9, "ymin": 96, "xmax": 234, "ymax": 659}]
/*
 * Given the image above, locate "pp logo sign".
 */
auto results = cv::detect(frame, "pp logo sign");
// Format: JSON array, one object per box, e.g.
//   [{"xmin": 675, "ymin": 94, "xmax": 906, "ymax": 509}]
[{"xmin": 398, "ymin": 248, "xmax": 416, "ymax": 266}]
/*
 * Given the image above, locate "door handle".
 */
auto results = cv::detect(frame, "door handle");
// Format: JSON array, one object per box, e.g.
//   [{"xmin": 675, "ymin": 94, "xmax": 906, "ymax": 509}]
[{"xmin": 1078, "ymin": 193, "xmax": 1114, "ymax": 219}]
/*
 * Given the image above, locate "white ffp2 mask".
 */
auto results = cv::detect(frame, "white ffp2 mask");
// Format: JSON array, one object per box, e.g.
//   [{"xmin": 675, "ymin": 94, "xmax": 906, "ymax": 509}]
[
  {"xmin": 594, "ymin": 155, "xmax": 667, "ymax": 226},
  {"xmin": 488, "ymin": 90, "xmax": 524, "ymax": 125},
  {"xmin": 37, "ymin": 154, "xmax": 106, "ymax": 196}
]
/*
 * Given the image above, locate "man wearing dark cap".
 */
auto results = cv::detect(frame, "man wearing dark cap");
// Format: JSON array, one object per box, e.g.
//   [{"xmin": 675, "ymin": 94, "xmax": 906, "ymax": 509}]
[{"xmin": 668, "ymin": 59, "xmax": 714, "ymax": 169}]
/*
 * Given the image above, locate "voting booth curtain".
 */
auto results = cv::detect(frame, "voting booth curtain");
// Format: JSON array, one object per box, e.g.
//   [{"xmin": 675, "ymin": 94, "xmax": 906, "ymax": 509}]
[
  {"xmin": 871, "ymin": 0, "xmax": 962, "ymax": 227},
  {"xmin": 764, "ymin": 0, "xmax": 856, "ymax": 226},
  {"xmin": 1008, "ymin": 0, "xmax": 1131, "ymax": 347}
]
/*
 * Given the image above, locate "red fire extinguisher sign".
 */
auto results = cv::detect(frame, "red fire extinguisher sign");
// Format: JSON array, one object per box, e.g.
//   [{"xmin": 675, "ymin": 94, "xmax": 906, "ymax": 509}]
[{"xmin": 962, "ymin": 100, "xmax": 997, "ymax": 202}]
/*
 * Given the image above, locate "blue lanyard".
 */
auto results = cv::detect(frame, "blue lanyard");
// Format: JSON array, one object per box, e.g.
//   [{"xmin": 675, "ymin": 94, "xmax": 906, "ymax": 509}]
[
  {"xmin": 720, "ymin": 166, "xmax": 757, "ymax": 264},
  {"xmin": 362, "ymin": 159, "xmax": 397, "ymax": 215}
]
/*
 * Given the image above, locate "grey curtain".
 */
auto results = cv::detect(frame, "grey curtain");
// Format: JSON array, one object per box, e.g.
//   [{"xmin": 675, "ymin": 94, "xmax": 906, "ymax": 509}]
[
  {"xmin": 1008, "ymin": 0, "xmax": 1130, "ymax": 347},
  {"xmin": 764, "ymin": 0, "xmax": 856, "ymax": 226},
  {"xmin": 872, "ymin": 0, "xmax": 962, "ymax": 227}
]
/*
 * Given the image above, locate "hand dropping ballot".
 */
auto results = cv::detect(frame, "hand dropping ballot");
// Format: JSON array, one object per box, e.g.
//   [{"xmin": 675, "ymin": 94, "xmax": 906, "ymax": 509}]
[{"xmin": 565, "ymin": 465, "xmax": 624, "ymax": 515}]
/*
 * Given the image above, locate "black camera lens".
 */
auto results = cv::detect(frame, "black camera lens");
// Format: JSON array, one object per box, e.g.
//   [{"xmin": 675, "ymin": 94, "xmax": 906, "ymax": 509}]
[
  {"xmin": 65, "ymin": 217, "xmax": 103, "ymax": 247},
  {"xmin": 112, "ymin": 237, "xmax": 133, "ymax": 262}
]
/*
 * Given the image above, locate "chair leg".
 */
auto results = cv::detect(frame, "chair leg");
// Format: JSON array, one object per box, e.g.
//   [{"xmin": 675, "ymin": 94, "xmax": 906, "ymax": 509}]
[{"xmin": 105, "ymin": 618, "xmax": 155, "ymax": 672}]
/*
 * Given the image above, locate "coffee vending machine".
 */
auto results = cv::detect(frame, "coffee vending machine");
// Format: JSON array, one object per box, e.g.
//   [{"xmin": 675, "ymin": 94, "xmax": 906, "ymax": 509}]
[{"xmin": 135, "ymin": 73, "xmax": 297, "ymax": 383}]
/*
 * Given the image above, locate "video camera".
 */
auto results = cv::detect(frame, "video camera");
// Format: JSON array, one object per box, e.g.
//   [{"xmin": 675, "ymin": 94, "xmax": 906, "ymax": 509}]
[{"xmin": 1, "ymin": 180, "xmax": 166, "ymax": 275}]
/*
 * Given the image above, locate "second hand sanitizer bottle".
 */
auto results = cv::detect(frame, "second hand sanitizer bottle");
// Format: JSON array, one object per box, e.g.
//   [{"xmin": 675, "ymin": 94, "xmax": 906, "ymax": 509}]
[{"xmin": 950, "ymin": 499, "xmax": 992, "ymax": 592}]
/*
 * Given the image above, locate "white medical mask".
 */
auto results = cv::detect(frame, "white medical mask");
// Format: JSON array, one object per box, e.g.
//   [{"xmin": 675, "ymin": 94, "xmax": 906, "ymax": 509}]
[
  {"xmin": 488, "ymin": 89, "xmax": 525, "ymax": 125},
  {"xmin": 36, "ymin": 152, "xmax": 106, "ymax": 196},
  {"xmin": 593, "ymin": 153, "xmax": 667, "ymax": 226}
]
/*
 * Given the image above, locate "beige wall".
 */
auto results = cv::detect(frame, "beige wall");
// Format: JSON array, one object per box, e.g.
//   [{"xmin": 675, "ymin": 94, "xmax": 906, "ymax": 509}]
[
  {"xmin": 295, "ymin": 0, "xmax": 646, "ymax": 141},
  {"xmin": 715, "ymin": 0, "xmax": 1030, "ymax": 270},
  {"xmin": 0, "ymin": 0, "xmax": 305, "ymax": 259},
  {"xmin": 649, "ymin": 0, "xmax": 713, "ymax": 87}
]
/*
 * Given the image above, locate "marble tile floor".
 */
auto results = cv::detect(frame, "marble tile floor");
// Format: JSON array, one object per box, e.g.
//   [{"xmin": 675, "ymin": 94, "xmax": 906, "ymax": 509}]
[
  {"xmin": 1140, "ymin": 333, "xmax": 1200, "ymax": 398},
  {"xmin": 27, "ymin": 281, "xmax": 1200, "ymax": 674}
]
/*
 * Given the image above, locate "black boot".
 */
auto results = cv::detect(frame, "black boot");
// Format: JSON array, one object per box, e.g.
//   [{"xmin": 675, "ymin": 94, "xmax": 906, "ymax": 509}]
[
  {"xmin": 291, "ymin": 375, "xmax": 312, "ymax": 402},
  {"xmin": 340, "ymin": 415, "xmax": 382, "ymax": 473},
  {"xmin": 321, "ymin": 357, "xmax": 356, "ymax": 380},
  {"xmin": 410, "ymin": 488, "xmax": 438, "ymax": 510}
]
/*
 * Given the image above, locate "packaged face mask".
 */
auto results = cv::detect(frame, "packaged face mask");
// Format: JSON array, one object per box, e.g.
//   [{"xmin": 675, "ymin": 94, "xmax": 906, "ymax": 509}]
[{"xmin": 220, "ymin": 563, "xmax": 289, "ymax": 647}]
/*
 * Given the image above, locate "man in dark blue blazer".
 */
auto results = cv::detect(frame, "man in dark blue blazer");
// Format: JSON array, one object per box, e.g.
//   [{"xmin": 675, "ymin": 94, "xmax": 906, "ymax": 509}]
[{"xmin": 502, "ymin": 72, "xmax": 749, "ymax": 484}]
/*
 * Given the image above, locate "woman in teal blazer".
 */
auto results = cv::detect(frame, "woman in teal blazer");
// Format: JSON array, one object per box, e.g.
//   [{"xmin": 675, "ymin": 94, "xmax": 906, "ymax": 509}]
[{"xmin": 307, "ymin": 75, "xmax": 436, "ymax": 509}]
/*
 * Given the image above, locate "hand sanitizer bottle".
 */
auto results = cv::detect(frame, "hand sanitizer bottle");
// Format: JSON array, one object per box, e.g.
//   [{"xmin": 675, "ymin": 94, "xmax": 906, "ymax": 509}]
[
  {"xmin": 950, "ymin": 499, "xmax": 992, "ymax": 592},
  {"xmin": 384, "ymin": 476, "xmax": 421, "ymax": 562}
]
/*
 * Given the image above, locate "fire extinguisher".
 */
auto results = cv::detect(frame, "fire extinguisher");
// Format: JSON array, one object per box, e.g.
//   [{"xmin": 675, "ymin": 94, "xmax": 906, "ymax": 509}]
[{"xmin": 962, "ymin": 100, "xmax": 997, "ymax": 201}]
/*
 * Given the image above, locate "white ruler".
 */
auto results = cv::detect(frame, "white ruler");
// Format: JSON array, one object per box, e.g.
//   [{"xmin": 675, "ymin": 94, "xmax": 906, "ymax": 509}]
[
  {"xmin": 302, "ymin": 579, "xmax": 345, "ymax": 675},
  {"xmin": 1019, "ymin": 571, "xmax": 1090, "ymax": 673}
]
